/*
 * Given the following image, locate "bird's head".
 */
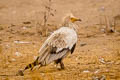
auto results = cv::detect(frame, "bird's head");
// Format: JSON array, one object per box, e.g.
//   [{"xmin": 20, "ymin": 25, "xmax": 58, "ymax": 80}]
[
  {"xmin": 63, "ymin": 13, "xmax": 81, "ymax": 23},
  {"xmin": 62, "ymin": 13, "xmax": 82, "ymax": 32}
]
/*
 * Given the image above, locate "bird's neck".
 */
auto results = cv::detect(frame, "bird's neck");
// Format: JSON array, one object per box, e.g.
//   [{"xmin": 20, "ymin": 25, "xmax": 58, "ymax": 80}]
[
  {"xmin": 68, "ymin": 22, "xmax": 78, "ymax": 32},
  {"xmin": 62, "ymin": 21, "xmax": 78, "ymax": 32}
]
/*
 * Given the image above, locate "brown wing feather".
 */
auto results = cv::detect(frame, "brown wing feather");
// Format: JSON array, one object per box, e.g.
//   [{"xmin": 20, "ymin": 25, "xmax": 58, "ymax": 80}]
[
  {"xmin": 48, "ymin": 33, "xmax": 67, "ymax": 48},
  {"xmin": 37, "ymin": 33, "xmax": 69, "ymax": 65},
  {"xmin": 45, "ymin": 49, "xmax": 69, "ymax": 65}
]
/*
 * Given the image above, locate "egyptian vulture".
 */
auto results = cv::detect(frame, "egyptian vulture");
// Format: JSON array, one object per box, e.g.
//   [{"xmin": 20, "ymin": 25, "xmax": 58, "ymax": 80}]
[{"xmin": 17, "ymin": 13, "xmax": 81, "ymax": 76}]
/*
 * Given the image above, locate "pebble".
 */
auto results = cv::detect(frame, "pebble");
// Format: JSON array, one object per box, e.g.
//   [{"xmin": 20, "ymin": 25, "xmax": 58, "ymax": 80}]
[
  {"xmin": 94, "ymin": 69, "xmax": 100, "ymax": 74},
  {"xmin": 92, "ymin": 75, "xmax": 106, "ymax": 80},
  {"xmin": 11, "ymin": 58, "xmax": 16, "ymax": 62},
  {"xmin": 14, "ymin": 40, "xmax": 30, "ymax": 44},
  {"xmin": 41, "ymin": 73, "xmax": 45, "ymax": 76},
  {"xmin": 80, "ymin": 42, "xmax": 87, "ymax": 47},
  {"xmin": 99, "ymin": 58, "xmax": 106, "ymax": 64},
  {"xmin": 22, "ymin": 27, "xmax": 27, "ymax": 30},
  {"xmin": 83, "ymin": 70, "xmax": 90, "ymax": 73},
  {"xmin": 15, "ymin": 52, "xmax": 22, "ymax": 57}
]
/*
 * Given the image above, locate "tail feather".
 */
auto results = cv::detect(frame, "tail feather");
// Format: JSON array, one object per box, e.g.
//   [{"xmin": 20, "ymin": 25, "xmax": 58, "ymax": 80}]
[
  {"xmin": 22, "ymin": 46, "xmax": 69, "ymax": 72},
  {"xmin": 23, "ymin": 47, "xmax": 50, "ymax": 72},
  {"xmin": 23, "ymin": 57, "xmax": 40, "ymax": 71}
]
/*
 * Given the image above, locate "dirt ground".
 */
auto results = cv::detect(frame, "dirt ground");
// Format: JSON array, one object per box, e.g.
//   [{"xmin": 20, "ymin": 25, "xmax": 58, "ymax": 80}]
[{"xmin": 0, "ymin": 0, "xmax": 120, "ymax": 80}]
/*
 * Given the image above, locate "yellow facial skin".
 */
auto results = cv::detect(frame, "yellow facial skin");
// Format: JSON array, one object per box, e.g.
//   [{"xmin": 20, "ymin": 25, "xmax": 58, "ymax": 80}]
[{"xmin": 70, "ymin": 17, "xmax": 81, "ymax": 23}]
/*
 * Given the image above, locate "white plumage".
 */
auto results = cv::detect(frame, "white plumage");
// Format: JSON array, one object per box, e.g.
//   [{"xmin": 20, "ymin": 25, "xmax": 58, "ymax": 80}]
[
  {"xmin": 17, "ymin": 13, "xmax": 81, "ymax": 76},
  {"xmin": 37, "ymin": 13, "xmax": 81, "ymax": 66},
  {"xmin": 38, "ymin": 27, "xmax": 77, "ymax": 65},
  {"xmin": 39, "ymin": 27, "xmax": 77, "ymax": 53}
]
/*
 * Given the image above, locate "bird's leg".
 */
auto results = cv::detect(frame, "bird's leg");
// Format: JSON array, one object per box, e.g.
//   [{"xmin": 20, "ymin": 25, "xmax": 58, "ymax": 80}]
[
  {"xmin": 60, "ymin": 61, "xmax": 64, "ymax": 69},
  {"xmin": 54, "ymin": 60, "xmax": 59, "ymax": 68},
  {"xmin": 55, "ymin": 59, "xmax": 65, "ymax": 70}
]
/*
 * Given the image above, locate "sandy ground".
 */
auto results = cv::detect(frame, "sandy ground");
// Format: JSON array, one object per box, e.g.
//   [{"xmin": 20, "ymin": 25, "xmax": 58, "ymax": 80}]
[{"xmin": 0, "ymin": 0, "xmax": 120, "ymax": 80}]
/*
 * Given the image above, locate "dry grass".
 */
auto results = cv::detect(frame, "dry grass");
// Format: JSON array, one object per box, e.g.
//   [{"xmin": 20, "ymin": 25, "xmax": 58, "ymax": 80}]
[
  {"xmin": 0, "ymin": 0, "xmax": 120, "ymax": 80},
  {"xmin": 0, "ymin": 25, "xmax": 3, "ymax": 31},
  {"xmin": 0, "ymin": 45, "xmax": 2, "ymax": 54},
  {"xmin": 0, "ymin": 24, "xmax": 120, "ymax": 80}
]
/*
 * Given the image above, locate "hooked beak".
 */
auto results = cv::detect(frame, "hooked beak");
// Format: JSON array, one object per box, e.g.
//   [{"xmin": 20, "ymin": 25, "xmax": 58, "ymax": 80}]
[
  {"xmin": 77, "ymin": 18, "xmax": 82, "ymax": 21},
  {"xmin": 71, "ymin": 17, "xmax": 82, "ymax": 23}
]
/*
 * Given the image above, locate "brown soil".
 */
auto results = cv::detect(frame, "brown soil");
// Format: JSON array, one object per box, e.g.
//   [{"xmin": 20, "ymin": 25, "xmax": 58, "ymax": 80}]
[{"xmin": 0, "ymin": 0, "xmax": 120, "ymax": 80}]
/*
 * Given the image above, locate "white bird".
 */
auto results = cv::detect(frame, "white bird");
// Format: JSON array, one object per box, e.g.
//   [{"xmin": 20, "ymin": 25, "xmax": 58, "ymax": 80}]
[{"xmin": 17, "ymin": 13, "xmax": 81, "ymax": 76}]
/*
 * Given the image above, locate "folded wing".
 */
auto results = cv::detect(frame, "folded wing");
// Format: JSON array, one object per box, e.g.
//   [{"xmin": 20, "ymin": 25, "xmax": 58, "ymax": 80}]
[{"xmin": 37, "ymin": 32, "xmax": 70, "ymax": 65}]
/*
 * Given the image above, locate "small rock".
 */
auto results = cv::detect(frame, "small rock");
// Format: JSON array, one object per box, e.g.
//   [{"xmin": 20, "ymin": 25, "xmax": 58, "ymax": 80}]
[
  {"xmin": 6, "ymin": 44, "xmax": 10, "ymax": 48},
  {"xmin": 105, "ymin": 69, "xmax": 109, "ymax": 72},
  {"xmin": 83, "ymin": 70, "xmax": 90, "ymax": 73},
  {"xmin": 14, "ymin": 40, "xmax": 30, "ymax": 44},
  {"xmin": 11, "ymin": 58, "xmax": 16, "ymax": 62},
  {"xmin": 23, "ymin": 21, "xmax": 31, "ymax": 24},
  {"xmin": 77, "ymin": 62, "xmax": 80, "ymax": 65},
  {"xmin": 94, "ymin": 69, "xmax": 100, "ymax": 74},
  {"xmin": 100, "ymin": 75, "xmax": 106, "ymax": 80},
  {"xmin": 92, "ymin": 75, "xmax": 106, "ymax": 80},
  {"xmin": 58, "ymin": 73, "xmax": 61, "ymax": 76},
  {"xmin": 115, "ymin": 61, "xmax": 120, "ymax": 65},
  {"xmin": 41, "ymin": 73, "xmax": 45, "ymax": 76},
  {"xmin": 15, "ymin": 52, "xmax": 22, "ymax": 57},
  {"xmin": 107, "ymin": 61, "xmax": 114, "ymax": 64},
  {"xmin": 80, "ymin": 42, "xmax": 87, "ymax": 47},
  {"xmin": 22, "ymin": 27, "xmax": 27, "ymax": 29},
  {"xmin": 92, "ymin": 76, "xmax": 99, "ymax": 80},
  {"xmin": 99, "ymin": 58, "xmax": 106, "ymax": 64},
  {"xmin": 100, "ymin": 29, "xmax": 105, "ymax": 32},
  {"xmin": 99, "ymin": 6, "xmax": 105, "ymax": 12},
  {"xmin": 75, "ymin": 58, "xmax": 78, "ymax": 61}
]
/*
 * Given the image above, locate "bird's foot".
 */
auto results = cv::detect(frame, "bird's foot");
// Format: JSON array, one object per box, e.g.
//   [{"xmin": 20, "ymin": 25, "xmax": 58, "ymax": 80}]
[{"xmin": 60, "ymin": 62, "xmax": 65, "ymax": 70}]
